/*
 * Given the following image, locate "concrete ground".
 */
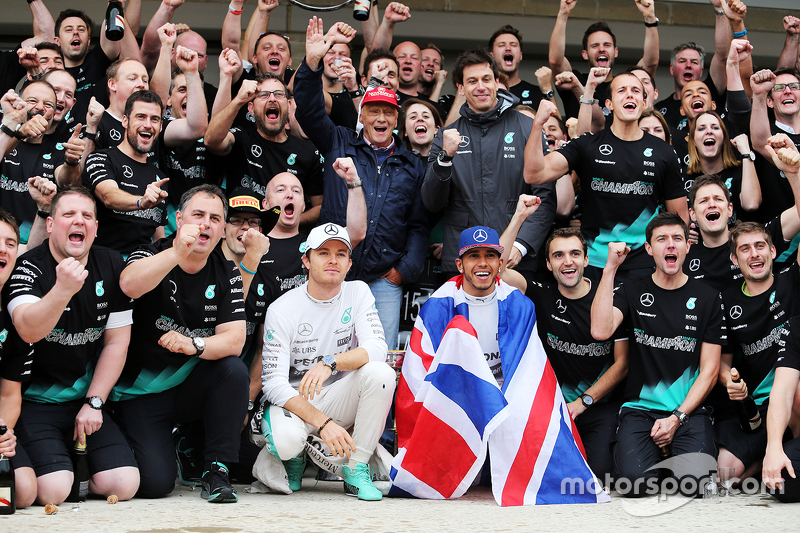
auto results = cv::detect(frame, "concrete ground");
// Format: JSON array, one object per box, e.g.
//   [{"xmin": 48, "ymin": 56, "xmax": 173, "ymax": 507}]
[{"xmin": 2, "ymin": 480, "xmax": 798, "ymax": 533}]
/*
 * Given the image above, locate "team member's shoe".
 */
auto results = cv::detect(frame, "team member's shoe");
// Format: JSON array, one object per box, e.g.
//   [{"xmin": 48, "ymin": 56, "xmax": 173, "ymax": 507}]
[
  {"xmin": 343, "ymin": 463, "xmax": 383, "ymax": 501},
  {"xmin": 201, "ymin": 462, "xmax": 238, "ymax": 503},
  {"xmin": 283, "ymin": 455, "xmax": 307, "ymax": 492},
  {"xmin": 174, "ymin": 431, "xmax": 203, "ymax": 485}
]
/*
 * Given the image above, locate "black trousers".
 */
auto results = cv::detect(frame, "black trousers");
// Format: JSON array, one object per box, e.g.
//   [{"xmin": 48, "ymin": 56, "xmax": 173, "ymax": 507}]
[
  {"xmin": 112, "ymin": 357, "xmax": 249, "ymax": 498},
  {"xmin": 612, "ymin": 407, "xmax": 717, "ymax": 497},
  {"xmin": 575, "ymin": 401, "xmax": 621, "ymax": 484}
]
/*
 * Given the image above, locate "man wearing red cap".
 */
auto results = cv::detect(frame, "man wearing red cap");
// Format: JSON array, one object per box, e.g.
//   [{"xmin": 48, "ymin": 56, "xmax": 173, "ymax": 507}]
[{"xmin": 293, "ymin": 17, "xmax": 429, "ymax": 351}]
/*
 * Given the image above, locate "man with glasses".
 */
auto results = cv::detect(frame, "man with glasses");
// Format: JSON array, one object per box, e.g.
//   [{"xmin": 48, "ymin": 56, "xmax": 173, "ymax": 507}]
[
  {"xmin": 205, "ymin": 73, "xmax": 324, "ymax": 226},
  {"xmin": 750, "ymin": 68, "xmax": 800, "ymax": 224}
]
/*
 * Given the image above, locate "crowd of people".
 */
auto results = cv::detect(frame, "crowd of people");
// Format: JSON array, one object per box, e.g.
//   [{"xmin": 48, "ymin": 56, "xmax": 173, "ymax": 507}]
[{"xmin": 1, "ymin": 0, "xmax": 800, "ymax": 509}]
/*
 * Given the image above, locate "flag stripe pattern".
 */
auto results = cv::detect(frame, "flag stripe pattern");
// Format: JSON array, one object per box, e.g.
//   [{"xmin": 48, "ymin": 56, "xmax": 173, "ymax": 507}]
[{"xmin": 390, "ymin": 276, "xmax": 610, "ymax": 506}]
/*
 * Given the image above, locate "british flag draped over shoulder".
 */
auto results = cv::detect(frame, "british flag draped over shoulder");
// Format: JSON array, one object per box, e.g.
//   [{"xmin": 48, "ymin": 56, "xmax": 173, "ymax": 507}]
[{"xmin": 389, "ymin": 276, "xmax": 610, "ymax": 505}]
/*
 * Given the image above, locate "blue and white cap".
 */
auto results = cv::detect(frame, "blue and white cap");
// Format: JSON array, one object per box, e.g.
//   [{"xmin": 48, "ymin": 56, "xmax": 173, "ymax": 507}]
[
  {"xmin": 458, "ymin": 226, "xmax": 504, "ymax": 257},
  {"xmin": 306, "ymin": 222, "xmax": 352, "ymax": 251}
]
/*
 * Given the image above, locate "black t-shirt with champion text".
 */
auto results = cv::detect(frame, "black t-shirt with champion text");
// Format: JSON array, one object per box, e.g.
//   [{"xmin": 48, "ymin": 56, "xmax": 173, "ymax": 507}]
[
  {"xmin": 3, "ymin": 243, "xmax": 132, "ymax": 403},
  {"xmin": 83, "ymin": 147, "xmax": 166, "ymax": 256},
  {"xmin": 557, "ymin": 129, "xmax": 685, "ymax": 270},
  {"xmin": 722, "ymin": 262, "xmax": 800, "ymax": 405},
  {"xmin": 509, "ymin": 80, "xmax": 544, "ymax": 109},
  {"xmin": 684, "ymin": 215, "xmax": 785, "ymax": 293},
  {"xmin": 111, "ymin": 235, "xmax": 246, "ymax": 400},
  {"xmin": 525, "ymin": 278, "xmax": 618, "ymax": 403},
  {"xmin": 226, "ymin": 125, "xmax": 324, "ymax": 202},
  {"xmin": 65, "ymin": 45, "xmax": 115, "ymax": 132},
  {"xmin": 614, "ymin": 276, "xmax": 726, "ymax": 412},
  {"xmin": 0, "ymin": 138, "xmax": 66, "ymax": 243},
  {"xmin": 0, "ymin": 309, "xmax": 32, "ymax": 384}
]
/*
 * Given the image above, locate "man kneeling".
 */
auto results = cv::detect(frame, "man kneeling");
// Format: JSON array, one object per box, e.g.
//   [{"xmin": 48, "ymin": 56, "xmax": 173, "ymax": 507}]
[{"xmin": 260, "ymin": 223, "xmax": 395, "ymax": 501}]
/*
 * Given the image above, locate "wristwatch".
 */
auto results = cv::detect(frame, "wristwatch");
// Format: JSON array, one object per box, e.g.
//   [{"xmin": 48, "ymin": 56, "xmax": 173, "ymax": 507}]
[
  {"xmin": 543, "ymin": 90, "xmax": 555, "ymax": 100},
  {"xmin": 85, "ymin": 396, "xmax": 104, "ymax": 410},
  {"xmin": 322, "ymin": 354, "xmax": 337, "ymax": 372},
  {"xmin": 192, "ymin": 337, "xmax": 206, "ymax": 357},
  {"xmin": 579, "ymin": 96, "xmax": 599, "ymax": 106},
  {"xmin": 80, "ymin": 130, "xmax": 98, "ymax": 142},
  {"xmin": 672, "ymin": 409, "xmax": 688, "ymax": 426},
  {"xmin": 579, "ymin": 393, "xmax": 594, "ymax": 408},
  {"xmin": 348, "ymin": 87, "xmax": 364, "ymax": 98},
  {"xmin": 437, "ymin": 151, "xmax": 454, "ymax": 164},
  {"xmin": 741, "ymin": 151, "xmax": 755, "ymax": 161},
  {"xmin": 346, "ymin": 179, "xmax": 363, "ymax": 189},
  {"xmin": 0, "ymin": 122, "xmax": 24, "ymax": 140}
]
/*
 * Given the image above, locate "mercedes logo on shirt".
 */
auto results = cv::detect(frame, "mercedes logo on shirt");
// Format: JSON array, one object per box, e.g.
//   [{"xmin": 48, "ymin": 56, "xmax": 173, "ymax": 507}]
[
  {"xmin": 324, "ymin": 224, "xmax": 339, "ymax": 235},
  {"xmin": 473, "ymin": 229, "xmax": 488, "ymax": 242},
  {"xmin": 599, "ymin": 144, "xmax": 613, "ymax": 156},
  {"xmin": 556, "ymin": 299, "xmax": 567, "ymax": 313},
  {"xmin": 459, "ymin": 136, "xmax": 470, "ymax": 148},
  {"xmin": 110, "ymin": 129, "xmax": 121, "ymax": 141},
  {"xmin": 298, "ymin": 323, "xmax": 313, "ymax": 336},
  {"xmin": 640, "ymin": 293, "xmax": 655, "ymax": 307},
  {"xmin": 730, "ymin": 305, "xmax": 743, "ymax": 320},
  {"xmin": 122, "ymin": 165, "xmax": 133, "ymax": 178},
  {"xmin": 251, "ymin": 144, "xmax": 262, "ymax": 157},
  {"xmin": 689, "ymin": 258, "xmax": 700, "ymax": 272}
]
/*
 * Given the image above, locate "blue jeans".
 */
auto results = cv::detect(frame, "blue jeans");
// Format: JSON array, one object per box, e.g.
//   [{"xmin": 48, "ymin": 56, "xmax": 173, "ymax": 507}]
[{"xmin": 367, "ymin": 277, "xmax": 402, "ymax": 351}]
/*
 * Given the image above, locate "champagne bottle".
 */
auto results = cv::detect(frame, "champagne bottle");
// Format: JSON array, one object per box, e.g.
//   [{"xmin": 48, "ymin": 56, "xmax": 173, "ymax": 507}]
[
  {"xmin": 67, "ymin": 434, "xmax": 89, "ymax": 502},
  {"xmin": 352, "ymin": 0, "xmax": 370, "ymax": 21},
  {"xmin": 731, "ymin": 368, "xmax": 762, "ymax": 434},
  {"xmin": 104, "ymin": 0, "xmax": 125, "ymax": 42},
  {"xmin": 0, "ymin": 425, "xmax": 15, "ymax": 515}
]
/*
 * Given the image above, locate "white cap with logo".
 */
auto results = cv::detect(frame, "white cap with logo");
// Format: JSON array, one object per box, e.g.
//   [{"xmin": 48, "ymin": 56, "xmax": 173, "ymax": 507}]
[{"xmin": 305, "ymin": 223, "xmax": 352, "ymax": 251}]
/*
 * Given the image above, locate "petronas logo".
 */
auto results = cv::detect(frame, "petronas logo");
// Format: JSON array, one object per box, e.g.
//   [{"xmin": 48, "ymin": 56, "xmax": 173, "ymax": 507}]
[
  {"xmin": 770, "ymin": 291, "xmax": 776, "ymax": 304},
  {"xmin": 341, "ymin": 307, "xmax": 352, "ymax": 324},
  {"xmin": 257, "ymin": 283, "xmax": 264, "ymax": 296},
  {"xmin": 287, "ymin": 153, "xmax": 297, "ymax": 165},
  {"xmin": 205, "ymin": 285, "xmax": 216, "ymax": 299},
  {"xmin": 686, "ymin": 297, "xmax": 696, "ymax": 310},
  {"xmin": 96, "ymin": 281, "xmax": 104, "ymax": 296},
  {"xmin": 266, "ymin": 329, "xmax": 274, "ymax": 341},
  {"xmin": 504, "ymin": 132, "xmax": 514, "ymax": 144},
  {"xmin": 0, "ymin": 329, "xmax": 7, "ymax": 343}
]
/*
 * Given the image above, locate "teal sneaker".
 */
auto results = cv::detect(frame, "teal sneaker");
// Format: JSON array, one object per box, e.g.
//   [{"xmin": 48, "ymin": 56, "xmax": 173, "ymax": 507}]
[
  {"xmin": 283, "ymin": 455, "xmax": 306, "ymax": 492},
  {"xmin": 342, "ymin": 463, "xmax": 383, "ymax": 501},
  {"xmin": 201, "ymin": 462, "xmax": 238, "ymax": 503}
]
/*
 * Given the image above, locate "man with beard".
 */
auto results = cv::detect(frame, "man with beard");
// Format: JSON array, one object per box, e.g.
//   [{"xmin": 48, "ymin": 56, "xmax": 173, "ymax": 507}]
[
  {"xmin": 205, "ymin": 73, "xmax": 324, "ymax": 226},
  {"xmin": 548, "ymin": 0, "xmax": 659, "ymax": 121},
  {"xmin": 424, "ymin": 48, "xmax": 556, "ymax": 277},
  {"xmin": 54, "ymin": 8, "xmax": 140, "ymax": 134},
  {"xmin": 0, "ymin": 81, "xmax": 85, "ymax": 246},
  {"xmin": 489, "ymin": 25, "xmax": 546, "ymax": 109},
  {"xmin": 82, "ymin": 90, "xmax": 169, "ymax": 257}
]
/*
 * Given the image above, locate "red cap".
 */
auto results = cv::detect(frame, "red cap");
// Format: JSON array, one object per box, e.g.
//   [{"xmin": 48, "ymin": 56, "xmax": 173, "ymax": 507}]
[{"xmin": 361, "ymin": 86, "xmax": 399, "ymax": 108}]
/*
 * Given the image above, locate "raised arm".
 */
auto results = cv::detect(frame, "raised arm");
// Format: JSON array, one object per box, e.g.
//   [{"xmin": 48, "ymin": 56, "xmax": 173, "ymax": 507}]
[
  {"xmin": 370, "ymin": 2, "xmax": 410, "ymax": 53},
  {"xmin": 590, "ymin": 242, "xmax": 628, "ymax": 340},
  {"xmin": 524, "ymin": 100, "xmax": 571, "ymax": 185},
  {"xmin": 730, "ymin": 134, "xmax": 760, "ymax": 211},
  {"xmin": 499, "ymin": 194, "xmax": 541, "ymax": 269},
  {"xmin": 140, "ymin": 0, "xmax": 184, "ymax": 73},
  {"xmin": 777, "ymin": 16, "xmax": 800, "ymax": 70},
  {"xmin": 163, "ymin": 46, "xmax": 208, "ymax": 146},
  {"xmin": 749, "ymin": 69, "xmax": 776, "ymax": 159},
  {"xmin": 549, "ymin": 0, "xmax": 578, "ymax": 76},
  {"xmin": 212, "ymin": 48, "xmax": 241, "ymax": 117},
  {"xmin": 634, "ymin": 0, "xmax": 660, "ymax": 77},
  {"xmin": 577, "ymin": 67, "xmax": 609, "ymax": 135},
  {"xmin": 245, "ymin": 0, "xmax": 280, "ymax": 63},
  {"xmin": 221, "ymin": 0, "xmax": 246, "ymax": 83},
  {"xmin": 25, "ymin": 0, "xmax": 56, "ymax": 45},
  {"xmin": 53, "ymin": 125, "xmax": 86, "ymax": 187},
  {"xmin": 333, "ymin": 157, "xmax": 367, "ymax": 248},
  {"xmin": 204, "ymin": 80, "xmax": 257, "ymax": 155},
  {"xmin": 150, "ymin": 23, "xmax": 177, "ymax": 107},
  {"xmin": 765, "ymin": 134, "xmax": 800, "ymax": 265},
  {"xmin": 721, "ymin": 0, "xmax": 752, "ymax": 96}
]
